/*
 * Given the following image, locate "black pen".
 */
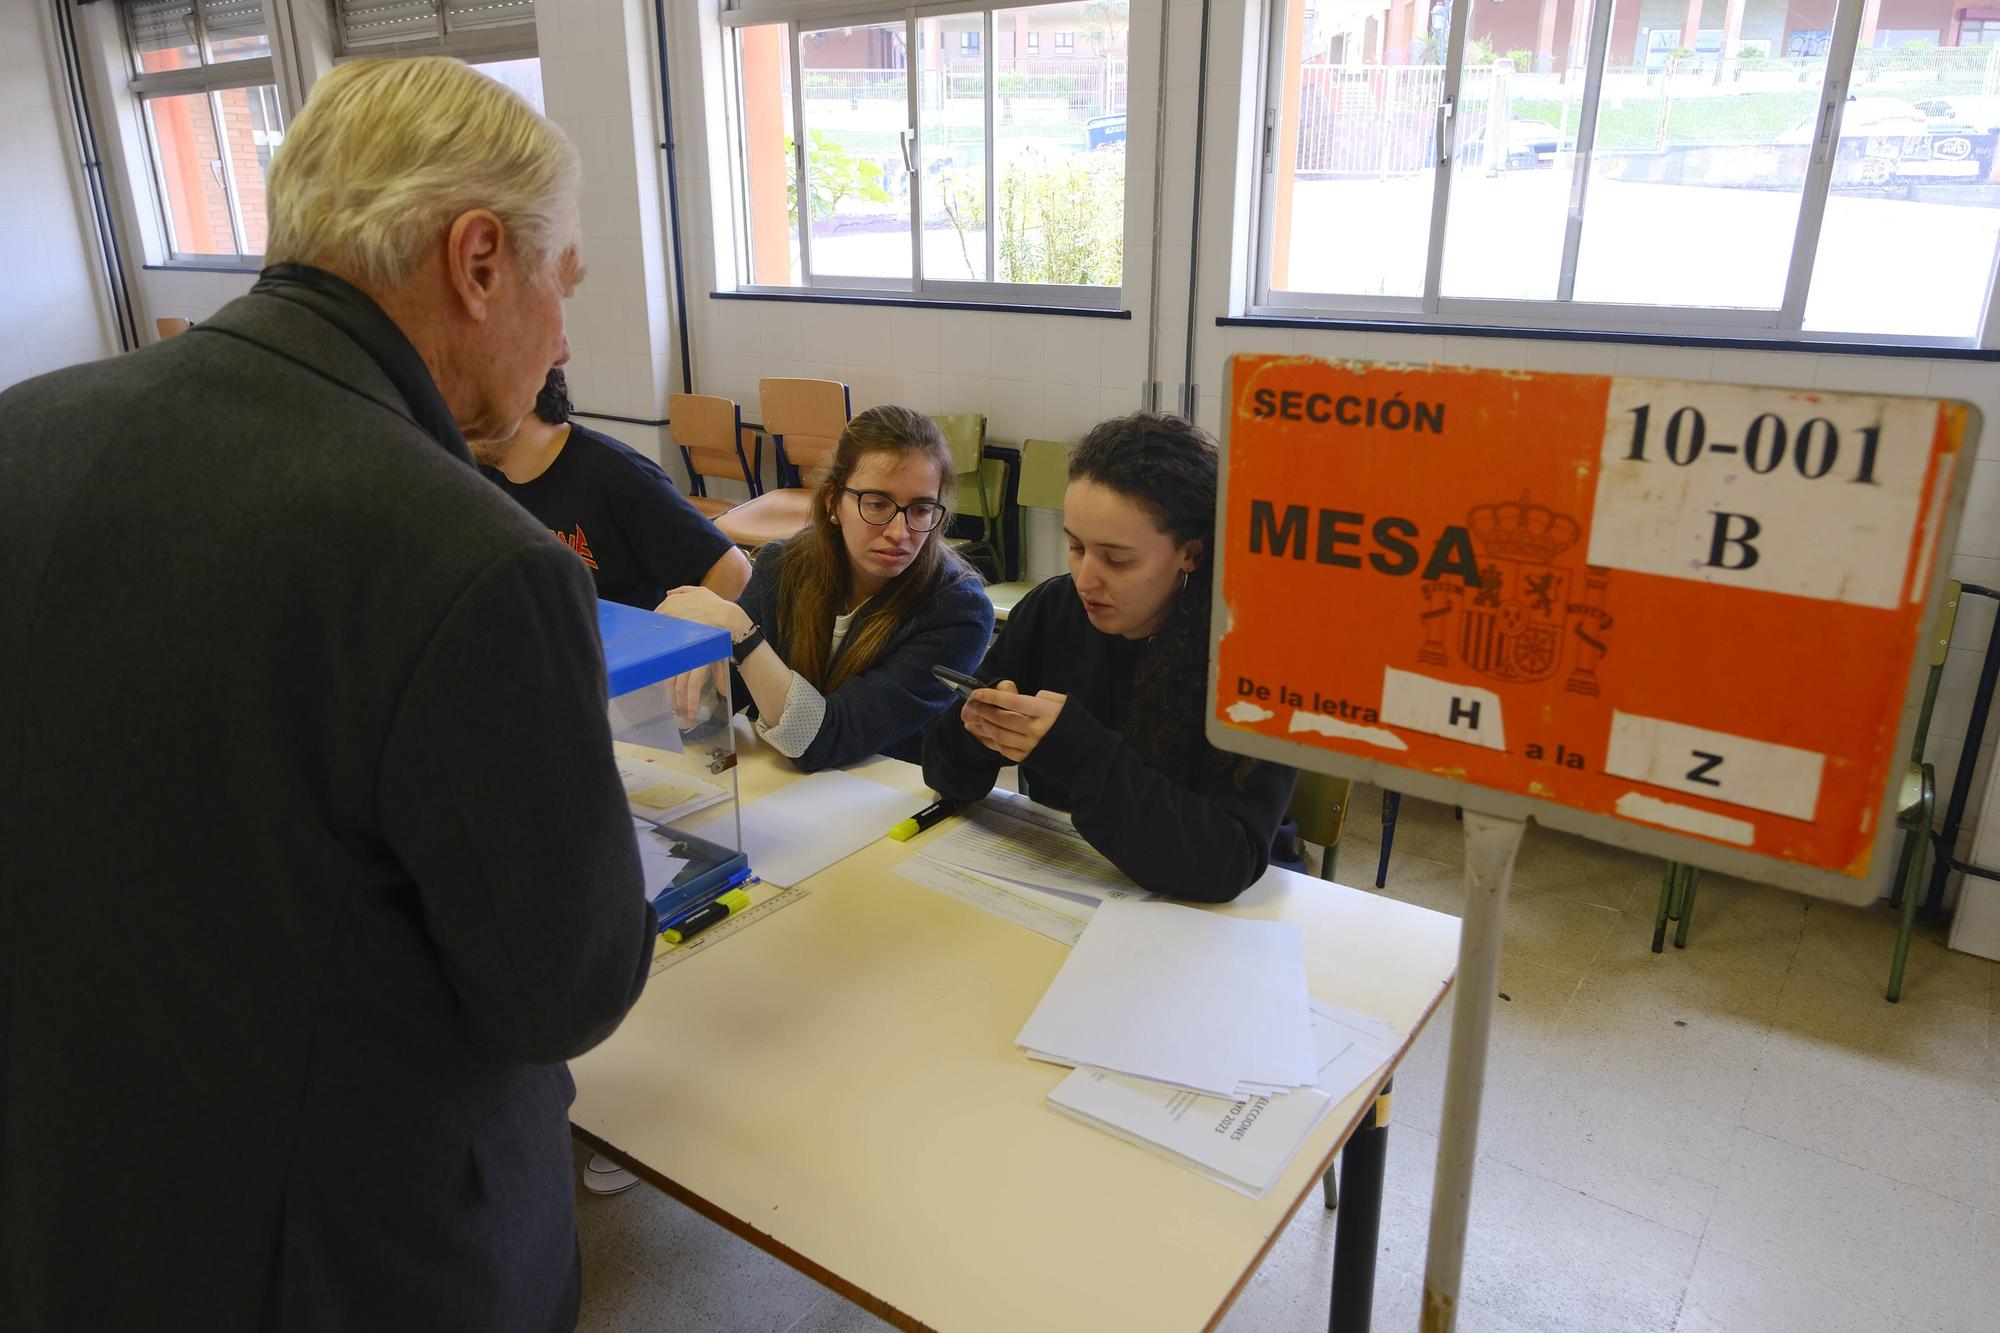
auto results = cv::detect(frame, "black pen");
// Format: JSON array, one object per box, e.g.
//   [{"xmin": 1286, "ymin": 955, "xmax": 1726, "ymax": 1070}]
[{"xmin": 888, "ymin": 799, "xmax": 957, "ymax": 842}]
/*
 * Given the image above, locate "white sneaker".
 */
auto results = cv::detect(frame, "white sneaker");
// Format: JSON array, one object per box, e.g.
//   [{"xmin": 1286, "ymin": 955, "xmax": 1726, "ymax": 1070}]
[{"xmin": 583, "ymin": 1153, "xmax": 640, "ymax": 1195}]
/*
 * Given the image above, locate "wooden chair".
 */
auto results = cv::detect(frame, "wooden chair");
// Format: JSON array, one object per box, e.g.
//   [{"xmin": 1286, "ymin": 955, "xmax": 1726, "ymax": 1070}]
[
  {"xmin": 155, "ymin": 317, "xmax": 191, "ymax": 340},
  {"xmin": 934, "ymin": 412, "xmax": 1006, "ymax": 576},
  {"xmin": 1653, "ymin": 581, "xmax": 1962, "ymax": 1002},
  {"xmin": 667, "ymin": 393, "xmax": 759, "ymax": 520},
  {"xmin": 980, "ymin": 438, "xmax": 1071, "ymax": 622},
  {"xmin": 716, "ymin": 378, "xmax": 851, "ymax": 551}
]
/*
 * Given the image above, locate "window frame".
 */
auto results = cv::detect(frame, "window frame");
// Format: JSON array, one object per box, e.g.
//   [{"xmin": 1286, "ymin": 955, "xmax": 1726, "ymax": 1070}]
[
  {"xmin": 721, "ymin": 0, "xmax": 1126, "ymax": 312},
  {"xmin": 1248, "ymin": 0, "xmax": 2000, "ymax": 351},
  {"xmin": 124, "ymin": 2, "xmax": 285, "ymax": 268}
]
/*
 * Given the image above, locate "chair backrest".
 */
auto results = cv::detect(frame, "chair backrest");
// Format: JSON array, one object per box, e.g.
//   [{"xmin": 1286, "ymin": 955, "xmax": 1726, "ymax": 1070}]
[
  {"xmin": 760, "ymin": 377, "xmax": 850, "ymax": 479},
  {"xmin": 1017, "ymin": 438, "xmax": 1071, "ymax": 512},
  {"xmin": 669, "ymin": 393, "xmax": 751, "ymax": 488},
  {"xmin": 934, "ymin": 412, "xmax": 987, "ymax": 477},
  {"xmin": 1287, "ymin": 769, "xmax": 1351, "ymax": 849},
  {"xmin": 1912, "ymin": 580, "xmax": 1963, "ymax": 759},
  {"xmin": 155, "ymin": 317, "xmax": 191, "ymax": 340}
]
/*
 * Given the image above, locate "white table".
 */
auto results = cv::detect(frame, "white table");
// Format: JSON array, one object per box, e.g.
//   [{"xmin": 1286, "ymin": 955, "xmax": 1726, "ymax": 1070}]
[{"xmin": 570, "ymin": 737, "xmax": 1459, "ymax": 1331}]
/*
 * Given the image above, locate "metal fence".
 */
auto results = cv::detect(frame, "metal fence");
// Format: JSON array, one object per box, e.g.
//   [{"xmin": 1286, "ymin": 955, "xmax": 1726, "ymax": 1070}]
[
  {"xmin": 1293, "ymin": 63, "xmax": 1495, "ymax": 177},
  {"xmin": 802, "ymin": 59, "xmax": 1128, "ymax": 116}
]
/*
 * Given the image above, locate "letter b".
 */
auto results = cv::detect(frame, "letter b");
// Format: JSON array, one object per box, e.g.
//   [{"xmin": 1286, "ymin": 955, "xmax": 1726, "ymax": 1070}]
[{"xmin": 1705, "ymin": 511, "xmax": 1762, "ymax": 571}]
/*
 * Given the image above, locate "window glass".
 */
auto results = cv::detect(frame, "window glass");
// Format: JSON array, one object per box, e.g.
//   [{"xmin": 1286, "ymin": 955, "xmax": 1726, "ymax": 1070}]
[
  {"xmin": 1570, "ymin": 0, "xmax": 1840, "ymax": 309},
  {"xmin": 472, "ymin": 57, "xmax": 545, "ymax": 114},
  {"xmin": 143, "ymin": 87, "xmax": 279, "ymax": 259},
  {"xmin": 1267, "ymin": 0, "xmax": 1461, "ymax": 298},
  {"xmin": 1803, "ymin": 26, "xmax": 2000, "ymax": 337},
  {"xmin": 1439, "ymin": 0, "xmax": 1599, "ymax": 300},
  {"xmin": 920, "ymin": 14, "xmax": 988, "ymax": 280},
  {"xmin": 202, "ymin": 0, "xmax": 271, "ymax": 64},
  {"xmin": 993, "ymin": 2, "xmax": 1126, "ymax": 287},
  {"xmin": 734, "ymin": 5, "xmax": 1126, "ymax": 299},
  {"xmin": 800, "ymin": 20, "xmax": 912, "ymax": 280},
  {"xmin": 130, "ymin": 2, "xmax": 201, "ymax": 74}
]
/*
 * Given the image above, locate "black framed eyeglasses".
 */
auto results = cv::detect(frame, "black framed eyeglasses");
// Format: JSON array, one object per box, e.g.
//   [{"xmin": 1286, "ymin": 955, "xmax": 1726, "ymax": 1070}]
[{"xmin": 844, "ymin": 488, "xmax": 948, "ymax": 532}]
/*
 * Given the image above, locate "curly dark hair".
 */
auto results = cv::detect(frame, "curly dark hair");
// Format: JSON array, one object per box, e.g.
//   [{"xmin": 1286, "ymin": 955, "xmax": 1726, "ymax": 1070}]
[
  {"xmin": 532, "ymin": 367, "xmax": 572, "ymax": 426},
  {"xmin": 1069, "ymin": 411, "xmax": 1229, "ymax": 786}
]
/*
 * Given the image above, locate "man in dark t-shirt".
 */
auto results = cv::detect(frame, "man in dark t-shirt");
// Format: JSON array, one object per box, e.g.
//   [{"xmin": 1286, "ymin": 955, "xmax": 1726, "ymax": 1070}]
[{"xmin": 475, "ymin": 369, "xmax": 750, "ymax": 608}]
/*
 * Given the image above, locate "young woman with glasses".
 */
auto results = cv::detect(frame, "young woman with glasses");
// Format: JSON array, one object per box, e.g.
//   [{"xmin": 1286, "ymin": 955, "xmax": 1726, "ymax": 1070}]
[
  {"xmin": 660, "ymin": 405, "xmax": 994, "ymax": 771},
  {"xmin": 921, "ymin": 412, "xmax": 1297, "ymax": 902}
]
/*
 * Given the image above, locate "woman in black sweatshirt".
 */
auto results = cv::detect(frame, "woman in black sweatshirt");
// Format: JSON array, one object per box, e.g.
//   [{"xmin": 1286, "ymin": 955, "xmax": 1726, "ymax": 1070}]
[{"xmin": 921, "ymin": 412, "xmax": 1297, "ymax": 902}]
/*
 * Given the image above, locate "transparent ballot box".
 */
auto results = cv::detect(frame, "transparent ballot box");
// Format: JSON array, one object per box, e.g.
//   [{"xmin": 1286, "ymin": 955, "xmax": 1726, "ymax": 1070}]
[{"xmin": 597, "ymin": 600, "xmax": 745, "ymax": 923}]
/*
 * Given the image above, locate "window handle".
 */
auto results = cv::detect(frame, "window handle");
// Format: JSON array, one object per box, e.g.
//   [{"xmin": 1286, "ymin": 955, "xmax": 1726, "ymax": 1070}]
[
  {"xmin": 1812, "ymin": 100, "xmax": 1840, "ymax": 165},
  {"xmin": 899, "ymin": 129, "xmax": 916, "ymax": 176},
  {"xmin": 1436, "ymin": 97, "xmax": 1455, "ymax": 164}
]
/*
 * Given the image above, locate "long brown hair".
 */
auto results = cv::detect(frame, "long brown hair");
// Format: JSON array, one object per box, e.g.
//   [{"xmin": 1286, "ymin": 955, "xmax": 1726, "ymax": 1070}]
[
  {"xmin": 775, "ymin": 405, "xmax": 970, "ymax": 691},
  {"xmin": 1069, "ymin": 411, "xmax": 1238, "ymax": 786}
]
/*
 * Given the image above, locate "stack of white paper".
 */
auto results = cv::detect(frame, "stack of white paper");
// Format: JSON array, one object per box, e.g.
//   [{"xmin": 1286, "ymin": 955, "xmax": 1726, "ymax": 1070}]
[
  {"xmin": 1015, "ymin": 899, "xmax": 1318, "ymax": 1100},
  {"xmin": 917, "ymin": 791, "xmax": 1145, "ymax": 905},
  {"xmin": 892, "ymin": 793, "xmax": 1149, "ymax": 945},
  {"xmin": 1046, "ymin": 1000, "xmax": 1400, "ymax": 1197}
]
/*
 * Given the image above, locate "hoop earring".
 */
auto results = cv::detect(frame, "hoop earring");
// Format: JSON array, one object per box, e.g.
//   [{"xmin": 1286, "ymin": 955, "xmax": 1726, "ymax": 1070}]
[{"xmin": 1180, "ymin": 569, "xmax": 1191, "ymax": 595}]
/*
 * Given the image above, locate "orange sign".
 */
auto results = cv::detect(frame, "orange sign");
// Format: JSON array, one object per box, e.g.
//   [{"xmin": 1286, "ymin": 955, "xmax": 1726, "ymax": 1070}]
[{"xmin": 1207, "ymin": 355, "xmax": 1977, "ymax": 902}]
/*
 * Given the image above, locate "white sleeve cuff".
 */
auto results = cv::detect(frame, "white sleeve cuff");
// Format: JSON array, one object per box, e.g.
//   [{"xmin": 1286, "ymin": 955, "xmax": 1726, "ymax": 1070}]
[{"xmin": 755, "ymin": 670, "xmax": 828, "ymax": 759}]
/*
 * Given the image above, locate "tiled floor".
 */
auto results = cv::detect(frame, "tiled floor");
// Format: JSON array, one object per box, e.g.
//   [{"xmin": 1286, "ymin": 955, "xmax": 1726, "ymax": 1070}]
[{"xmin": 573, "ymin": 789, "xmax": 2000, "ymax": 1333}]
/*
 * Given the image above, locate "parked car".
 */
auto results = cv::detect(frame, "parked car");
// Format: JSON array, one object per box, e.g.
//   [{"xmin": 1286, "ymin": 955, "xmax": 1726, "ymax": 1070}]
[
  {"xmin": 1775, "ymin": 96, "xmax": 1927, "ymax": 187},
  {"xmin": 1906, "ymin": 95, "xmax": 2000, "ymax": 181},
  {"xmin": 1456, "ymin": 117, "xmax": 1563, "ymax": 171}
]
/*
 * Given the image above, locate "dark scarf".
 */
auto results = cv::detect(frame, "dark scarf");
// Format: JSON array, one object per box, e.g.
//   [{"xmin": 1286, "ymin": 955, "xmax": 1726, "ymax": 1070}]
[{"xmin": 252, "ymin": 263, "xmax": 471, "ymax": 465}]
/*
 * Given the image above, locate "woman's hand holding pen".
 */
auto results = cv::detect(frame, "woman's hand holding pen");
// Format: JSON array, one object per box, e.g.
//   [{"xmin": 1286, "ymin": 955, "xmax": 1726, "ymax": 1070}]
[{"xmin": 961, "ymin": 681, "xmax": 1067, "ymax": 763}]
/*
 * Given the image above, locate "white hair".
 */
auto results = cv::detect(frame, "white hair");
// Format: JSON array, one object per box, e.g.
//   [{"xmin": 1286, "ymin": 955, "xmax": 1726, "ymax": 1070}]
[{"xmin": 264, "ymin": 57, "xmax": 580, "ymax": 290}]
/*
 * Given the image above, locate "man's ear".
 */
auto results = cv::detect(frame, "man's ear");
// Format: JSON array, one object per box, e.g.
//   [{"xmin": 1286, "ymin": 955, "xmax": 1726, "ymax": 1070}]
[{"xmin": 445, "ymin": 210, "xmax": 507, "ymax": 321}]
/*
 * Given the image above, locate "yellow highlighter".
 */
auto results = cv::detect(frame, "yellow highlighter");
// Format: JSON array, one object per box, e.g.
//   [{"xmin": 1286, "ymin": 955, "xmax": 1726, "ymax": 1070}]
[
  {"xmin": 888, "ymin": 799, "xmax": 956, "ymax": 842},
  {"xmin": 660, "ymin": 888, "xmax": 751, "ymax": 945}
]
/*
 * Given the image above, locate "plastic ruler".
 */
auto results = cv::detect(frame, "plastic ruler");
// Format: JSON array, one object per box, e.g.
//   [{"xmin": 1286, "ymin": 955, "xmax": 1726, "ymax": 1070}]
[{"xmin": 647, "ymin": 882, "xmax": 810, "ymax": 977}]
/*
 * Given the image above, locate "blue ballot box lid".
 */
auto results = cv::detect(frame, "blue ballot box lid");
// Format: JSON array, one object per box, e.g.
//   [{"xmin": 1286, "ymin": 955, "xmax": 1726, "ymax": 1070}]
[{"xmin": 597, "ymin": 600, "xmax": 731, "ymax": 697}]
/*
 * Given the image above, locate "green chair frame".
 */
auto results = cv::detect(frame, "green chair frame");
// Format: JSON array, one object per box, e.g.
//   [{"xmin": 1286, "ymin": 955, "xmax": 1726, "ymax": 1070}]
[
  {"xmin": 1652, "ymin": 582, "xmax": 1961, "ymax": 1002},
  {"xmin": 983, "ymin": 439, "xmax": 1074, "ymax": 623},
  {"xmin": 935, "ymin": 412, "xmax": 1007, "ymax": 575},
  {"xmin": 1287, "ymin": 770, "xmax": 1352, "ymax": 880}
]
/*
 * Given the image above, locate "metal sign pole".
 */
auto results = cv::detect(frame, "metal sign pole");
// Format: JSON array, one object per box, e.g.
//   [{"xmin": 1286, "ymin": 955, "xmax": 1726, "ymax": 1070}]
[{"xmin": 1420, "ymin": 810, "xmax": 1526, "ymax": 1333}]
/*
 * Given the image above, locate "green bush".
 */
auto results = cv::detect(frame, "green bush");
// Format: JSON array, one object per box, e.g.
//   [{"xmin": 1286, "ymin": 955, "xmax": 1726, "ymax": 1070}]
[
  {"xmin": 1506, "ymin": 49, "xmax": 1534, "ymax": 73},
  {"xmin": 785, "ymin": 130, "xmax": 891, "ymax": 224},
  {"xmin": 995, "ymin": 146, "xmax": 1123, "ymax": 286}
]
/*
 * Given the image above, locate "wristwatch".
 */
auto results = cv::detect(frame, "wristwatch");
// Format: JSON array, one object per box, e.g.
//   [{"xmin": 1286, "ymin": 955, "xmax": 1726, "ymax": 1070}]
[{"xmin": 731, "ymin": 622, "xmax": 765, "ymax": 665}]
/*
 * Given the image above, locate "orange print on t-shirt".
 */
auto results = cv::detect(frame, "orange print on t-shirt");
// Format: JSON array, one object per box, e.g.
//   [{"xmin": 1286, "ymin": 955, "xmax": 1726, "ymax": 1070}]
[{"xmin": 552, "ymin": 525, "xmax": 598, "ymax": 570}]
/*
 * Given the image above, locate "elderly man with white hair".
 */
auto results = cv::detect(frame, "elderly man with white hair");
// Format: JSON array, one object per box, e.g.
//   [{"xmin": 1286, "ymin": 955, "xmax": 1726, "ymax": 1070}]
[{"xmin": 0, "ymin": 59, "xmax": 653, "ymax": 1330}]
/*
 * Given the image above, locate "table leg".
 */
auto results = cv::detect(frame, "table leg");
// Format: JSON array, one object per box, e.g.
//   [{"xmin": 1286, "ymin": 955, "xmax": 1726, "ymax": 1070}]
[
  {"xmin": 1421, "ymin": 810, "xmax": 1526, "ymax": 1333},
  {"xmin": 1329, "ymin": 1077, "xmax": 1393, "ymax": 1333}
]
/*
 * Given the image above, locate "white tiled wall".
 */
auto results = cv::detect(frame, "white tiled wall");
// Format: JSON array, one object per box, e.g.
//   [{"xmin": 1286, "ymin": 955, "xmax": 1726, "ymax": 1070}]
[
  {"xmin": 540, "ymin": 0, "xmax": 676, "ymax": 442},
  {"xmin": 0, "ymin": 0, "xmax": 111, "ymax": 390}
]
